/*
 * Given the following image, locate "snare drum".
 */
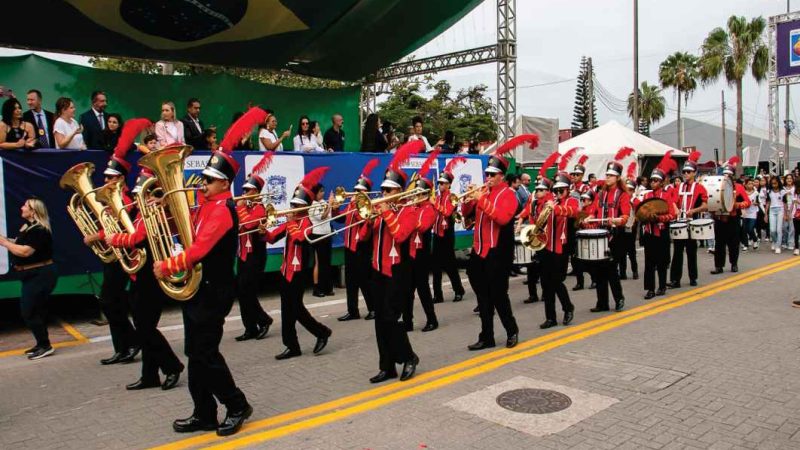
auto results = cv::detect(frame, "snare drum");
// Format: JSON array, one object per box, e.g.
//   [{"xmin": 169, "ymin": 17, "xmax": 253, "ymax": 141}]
[
  {"xmin": 689, "ymin": 218, "xmax": 714, "ymax": 240},
  {"xmin": 575, "ymin": 229, "xmax": 610, "ymax": 261},
  {"xmin": 700, "ymin": 175, "xmax": 734, "ymax": 213},
  {"xmin": 513, "ymin": 239, "xmax": 534, "ymax": 265},
  {"xmin": 669, "ymin": 221, "xmax": 689, "ymax": 240}
]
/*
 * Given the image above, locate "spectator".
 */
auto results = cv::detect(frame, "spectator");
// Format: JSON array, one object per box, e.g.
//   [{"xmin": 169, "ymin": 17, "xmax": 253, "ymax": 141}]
[
  {"xmin": 309, "ymin": 185, "xmax": 334, "ymax": 297},
  {"xmin": 154, "ymin": 101, "xmax": 185, "ymax": 147},
  {"xmin": 407, "ymin": 116, "xmax": 431, "ymax": 151},
  {"xmin": 741, "ymin": 177, "xmax": 759, "ymax": 251},
  {"xmin": 765, "ymin": 176, "xmax": 785, "ymax": 254},
  {"xmin": 181, "ymin": 97, "xmax": 205, "ymax": 149},
  {"xmin": 793, "ymin": 182, "xmax": 800, "ymax": 256},
  {"xmin": 783, "ymin": 174, "xmax": 796, "ymax": 251},
  {"xmin": 138, "ymin": 133, "xmax": 158, "ymax": 154},
  {"xmin": 203, "ymin": 128, "xmax": 218, "ymax": 151},
  {"xmin": 0, "ymin": 98, "xmax": 36, "ymax": 150},
  {"xmin": 53, "ymin": 97, "xmax": 86, "ymax": 150},
  {"xmin": 439, "ymin": 130, "xmax": 456, "ymax": 153},
  {"xmin": 101, "ymin": 113, "xmax": 123, "ymax": 154},
  {"xmin": 258, "ymin": 113, "xmax": 290, "ymax": 151},
  {"xmin": 310, "ymin": 121, "xmax": 326, "ymax": 150},
  {"xmin": 468, "ymin": 139, "xmax": 480, "ymax": 155},
  {"xmin": 22, "ymin": 89, "xmax": 55, "ymax": 149},
  {"xmin": 383, "ymin": 120, "xmax": 399, "ymax": 152},
  {"xmin": 518, "ymin": 173, "xmax": 532, "ymax": 205},
  {"xmin": 323, "ymin": 114, "xmax": 346, "ymax": 151},
  {"xmin": 293, "ymin": 115, "xmax": 324, "ymax": 152},
  {"xmin": 79, "ymin": 90, "xmax": 108, "ymax": 150},
  {"xmin": 458, "ymin": 139, "xmax": 471, "ymax": 154},
  {"xmin": 360, "ymin": 113, "xmax": 388, "ymax": 152}
]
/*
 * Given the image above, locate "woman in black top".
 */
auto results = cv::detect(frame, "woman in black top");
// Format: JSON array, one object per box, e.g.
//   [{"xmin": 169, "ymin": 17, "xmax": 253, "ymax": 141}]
[
  {"xmin": 0, "ymin": 98, "xmax": 36, "ymax": 150},
  {"xmin": 0, "ymin": 198, "xmax": 58, "ymax": 359},
  {"xmin": 100, "ymin": 113, "xmax": 124, "ymax": 153}
]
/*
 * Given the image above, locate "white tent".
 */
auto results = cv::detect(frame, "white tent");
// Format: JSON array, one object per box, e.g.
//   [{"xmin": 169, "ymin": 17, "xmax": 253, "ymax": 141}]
[{"xmin": 557, "ymin": 120, "xmax": 686, "ymax": 179}]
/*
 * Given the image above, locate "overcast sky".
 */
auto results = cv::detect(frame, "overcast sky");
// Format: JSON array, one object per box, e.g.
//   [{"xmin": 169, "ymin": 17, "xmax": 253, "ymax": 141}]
[{"xmin": 0, "ymin": 0, "xmax": 794, "ymax": 139}]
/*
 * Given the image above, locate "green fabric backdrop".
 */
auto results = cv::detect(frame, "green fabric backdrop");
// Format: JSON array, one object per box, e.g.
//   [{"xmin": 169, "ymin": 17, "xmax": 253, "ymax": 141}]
[{"xmin": 0, "ymin": 54, "xmax": 360, "ymax": 150}]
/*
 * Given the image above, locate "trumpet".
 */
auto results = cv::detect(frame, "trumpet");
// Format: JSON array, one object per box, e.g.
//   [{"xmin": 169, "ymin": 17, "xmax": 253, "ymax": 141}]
[
  {"xmin": 238, "ymin": 203, "xmax": 317, "ymax": 236},
  {"xmin": 333, "ymin": 186, "xmax": 379, "ymax": 204},
  {"xmin": 94, "ymin": 180, "xmax": 148, "ymax": 274},
  {"xmin": 231, "ymin": 188, "xmax": 283, "ymax": 204},
  {"xmin": 353, "ymin": 187, "xmax": 427, "ymax": 221},
  {"xmin": 454, "ymin": 184, "xmax": 487, "ymax": 203}
]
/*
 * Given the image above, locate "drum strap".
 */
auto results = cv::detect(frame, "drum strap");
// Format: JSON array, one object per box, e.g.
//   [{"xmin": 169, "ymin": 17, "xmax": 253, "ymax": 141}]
[{"xmin": 679, "ymin": 182, "xmax": 697, "ymax": 216}]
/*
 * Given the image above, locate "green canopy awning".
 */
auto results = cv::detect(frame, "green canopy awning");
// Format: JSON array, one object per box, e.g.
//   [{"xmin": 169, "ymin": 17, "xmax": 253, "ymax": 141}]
[{"xmin": 1, "ymin": 0, "xmax": 482, "ymax": 80}]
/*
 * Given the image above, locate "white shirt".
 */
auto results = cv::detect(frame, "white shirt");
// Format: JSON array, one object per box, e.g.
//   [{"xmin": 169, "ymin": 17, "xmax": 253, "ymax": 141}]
[
  {"xmin": 768, "ymin": 190, "xmax": 785, "ymax": 210},
  {"xmin": 292, "ymin": 134, "xmax": 325, "ymax": 152},
  {"xmin": 783, "ymin": 187, "xmax": 797, "ymax": 216},
  {"xmin": 742, "ymin": 190, "xmax": 759, "ymax": 219},
  {"xmin": 308, "ymin": 200, "xmax": 331, "ymax": 235},
  {"xmin": 53, "ymin": 117, "xmax": 86, "ymax": 150},
  {"xmin": 408, "ymin": 134, "xmax": 432, "ymax": 151},
  {"xmin": 259, "ymin": 128, "xmax": 282, "ymax": 151}
]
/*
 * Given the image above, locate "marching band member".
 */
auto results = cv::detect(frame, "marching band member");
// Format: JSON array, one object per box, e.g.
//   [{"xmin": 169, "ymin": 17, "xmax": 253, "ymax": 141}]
[
  {"xmin": 234, "ymin": 168, "xmax": 274, "ymax": 341},
  {"xmin": 584, "ymin": 147, "xmax": 633, "ymax": 313},
  {"xmin": 569, "ymin": 154, "xmax": 591, "ymax": 197},
  {"xmin": 368, "ymin": 141, "xmax": 424, "ymax": 383},
  {"xmin": 262, "ymin": 167, "xmax": 333, "ymax": 360},
  {"xmin": 335, "ymin": 159, "xmax": 378, "ymax": 321},
  {"xmin": 153, "ymin": 110, "xmax": 264, "ymax": 436},
  {"xmin": 618, "ymin": 164, "xmax": 639, "ymax": 280},
  {"xmin": 638, "ymin": 152, "xmax": 678, "ymax": 299},
  {"xmin": 431, "ymin": 157, "xmax": 467, "ymax": 304},
  {"xmin": 711, "ymin": 157, "xmax": 750, "ymax": 274},
  {"xmin": 570, "ymin": 155, "xmax": 592, "ymax": 291},
  {"xmin": 667, "ymin": 151, "xmax": 708, "ymax": 288},
  {"xmin": 464, "ymin": 135, "xmax": 538, "ymax": 350}
]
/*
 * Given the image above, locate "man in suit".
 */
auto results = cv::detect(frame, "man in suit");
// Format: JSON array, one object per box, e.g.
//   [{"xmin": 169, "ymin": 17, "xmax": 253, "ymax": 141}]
[
  {"xmin": 181, "ymin": 98, "xmax": 205, "ymax": 149},
  {"xmin": 22, "ymin": 89, "xmax": 55, "ymax": 149},
  {"xmin": 79, "ymin": 90, "xmax": 108, "ymax": 150}
]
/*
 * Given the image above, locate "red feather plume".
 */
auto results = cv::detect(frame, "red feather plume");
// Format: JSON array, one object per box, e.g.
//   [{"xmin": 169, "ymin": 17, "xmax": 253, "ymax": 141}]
[
  {"xmin": 252, "ymin": 151, "xmax": 275, "ymax": 175},
  {"xmin": 539, "ymin": 152, "xmax": 560, "ymax": 178},
  {"xmin": 418, "ymin": 149, "xmax": 440, "ymax": 178},
  {"xmin": 558, "ymin": 147, "xmax": 579, "ymax": 171},
  {"xmin": 725, "ymin": 156, "xmax": 741, "ymax": 167},
  {"xmin": 300, "ymin": 166, "xmax": 330, "ymax": 190},
  {"xmin": 219, "ymin": 107, "xmax": 268, "ymax": 154},
  {"xmin": 614, "ymin": 146, "xmax": 635, "ymax": 161},
  {"xmin": 656, "ymin": 150, "xmax": 676, "ymax": 174},
  {"xmin": 688, "ymin": 150, "xmax": 702, "ymax": 163},
  {"xmin": 444, "ymin": 156, "xmax": 467, "ymax": 174},
  {"xmin": 494, "ymin": 134, "xmax": 540, "ymax": 156},
  {"xmin": 114, "ymin": 118, "xmax": 152, "ymax": 158},
  {"xmin": 626, "ymin": 161, "xmax": 638, "ymax": 179},
  {"xmin": 577, "ymin": 154, "xmax": 589, "ymax": 166},
  {"xmin": 361, "ymin": 158, "xmax": 380, "ymax": 178},
  {"xmin": 389, "ymin": 140, "xmax": 425, "ymax": 171}
]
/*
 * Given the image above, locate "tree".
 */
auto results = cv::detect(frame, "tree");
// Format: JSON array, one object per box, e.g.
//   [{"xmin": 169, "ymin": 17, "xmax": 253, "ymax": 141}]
[
  {"xmin": 698, "ymin": 15, "xmax": 768, "ymax": 162},
  {"xmin": 659, "ymin": 52, "xmax": 699, "ymax": 149},
  {"xmin": 572, "ymin": 56, "xmax": 597, "ymax": 131},
  {"xmin": 628, "ymin": 82, "xmax": 666, "ymax": 136}
]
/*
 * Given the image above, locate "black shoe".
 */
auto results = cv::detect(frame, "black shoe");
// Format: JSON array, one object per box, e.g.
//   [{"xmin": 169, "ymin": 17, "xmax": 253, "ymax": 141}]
[
  {"xmin": 523, "ymin": 296, "xmax": 539, "ymax": 304},
  {"xmin": 364, "ymin": 311, "xmax": 376, "ymax": 320},
  {"xmin": 313, "ymin": 335, "xmax": 329, "ymax": 354},
  {"xmin": 590, "ymin": 307, "xmax": 610, "ymax": 313},
  {"xmin": 27, "ymin": 346, "xmax": 54, "ymax": 360},
  {"xmin": 731, "ymin": 265, "xmax": 738, "ymax": 273},
  {"xmin": 666, "ymin": 281, "xmax": 680, "ymax": 289},
  {"xmin": 370, "ymin": 370, "xmax": 398, "ymax": 383},
  {"xmin": 126, "ymin": 378, "xmax": 160, "ymax": 390},
  {"xmin": 506, "ymin": 333, "xmax": 518, "ymax": 348},
  {"xmin": 563, "ymin": 310, "xmax": 574, "ymax": 325},
  {"xmin": 235, "ymin": 331, "xmax": 257, "ymax": 342},
  {"xmin": 615, "ymin": 298, "xmax": 625, "ymax": 311},
  {"xmin": 217, "ymin": 404, "xmax": 253, "ymax": 437},
  {"xmin": 337, "ymin": 312, "xmax": 360, "ymax": 321},
  {"xmin": 312, "ymin": 290, "xmax": 326, "ymax": 298},
  {"xmin": 421, "ymin": 322, "xmax": 438, "ymax": 332},
  {"xmin": 118, "ymin": 346, "xmax": 140, "ymax": 364},
  {"xmin": 522, "ymin": 280, "xmax": 529, "ymax": 285},
  {"xmin": 539, "ymin": 320, "xmax": 557, "ymax": 329},
  {"xmin": 644, "ymin": 290, "xmax": 655, "ymax": 300},
  {"xmin": 656, "ymin": 287, "xmax": 666, "ymax": 296},
  {"xmin": 24, "ymin": 345, "xmax": 39, "ymax": 356},
  {"xmin": 589, "ymin": 282, "xmax": 597, "ymax": 289},
  {"xmin": 275, "ymin": 348, "xmax": 302, "ymax": 360},
  {"xmin": 400, "ymin": 354, "xmax": 419, "ymax": 381},
  {"xmin": 572, "ymin": 284, "xmax": 584, "ymax": 291},
  {"xmin": 710, "ymin": 267, "xmax": 723, "ymax": 274},
  {"xmin": 101, "ymin": 352, "xmax": 126, "ymax": 365},
  {"xmin": 468, "ymin": 340, "xmax": 496, "ymax": 351},
  {"xmin": 689, "ymin": 280, "xmax": 698, "ymax": 286},
  {"xmin": 472, "ymin": 306, "xmax": 480, "ymax": 314},
  {"xmin": 632, "ymin": 272, "xmax": 639, "ymax": 280},
  {"xmin": 255, "ymin": 322, "xmax": 271, "ymax": 340},
  {"xmin": 433, "ymin": 297, "xmax": 444, "ymax": 304},
  {"xmin": 162, "ymin": 372, "xmax": 181, "ymax": 390},
  {"xmin": 619, "ymin": 274, "xmax": 628, "ymax": 280},
  {"xmin": 453, "ymin": 293, "xmax": 464, "ymax": 302},
  {"xmin": 324, "ymin": 290, "xmax": 335, "ymax": 296},
  {"xmin": 173, "ymin": 415, "xmax": 218, "ymax": 433}
]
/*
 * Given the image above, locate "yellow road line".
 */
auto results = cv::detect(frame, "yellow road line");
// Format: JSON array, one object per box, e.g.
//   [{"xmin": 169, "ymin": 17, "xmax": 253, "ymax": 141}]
[
  {"xmin": 59, "ymin": 319, "xmax": 90, "ymax": 343},
  {"xmin": 0, "ymin": 318, "xmax": 91, "ymax": 359},
  {"xmin": 205, "ymin": 257, "xmax": 800, "ymax": 450},
  {"xmin": 151, "ymin": 257, "xmax": 799, "ymax": 450}
]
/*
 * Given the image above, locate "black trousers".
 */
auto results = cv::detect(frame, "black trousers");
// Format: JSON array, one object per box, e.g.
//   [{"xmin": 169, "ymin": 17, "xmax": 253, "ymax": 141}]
[
  {"xmin": 344, "ymin": 243, "xmax": 374, "ymax": 316},
  {"xmin": 405, "ymin": 249, "xmax": 437, "ymax": 325},
  {"xmin": 670, "ymin": 239, "xmax": 698, "ymax": 283},
  {"xmin": 467, "ymin": 249, "xmax": 518, "ymax": 343},
  {"xmin": 19, "ymin": 264, "xmax": 57, "ymax": 347},
  {"xmin": 431, "ymin": 231, "xmax": 465, "ymax": 301},
  {"xmin": 616, "ymin": 230, "xmax": 638, "ymax": 277},
  {"xmin": 132, "ymin": 266, "xmax": 184, "ymax": 383},
  {"xmin": 526, "ymin": 258, "xmax": 541, "ymax": 299},
  {"xmin": 236, "ymin": 255, "xmax": 272, "ymax": 333},
  {"xmin": 183, "ymin": 285, "xmax": 247, "ymax": 421},
  {"xmin": 642, "ymin": 233, "xmax": 671, "ymax": 291},
  {"xmin": 279, "ymin": 275, "xmax": 331, "ymax": 352},
  {"xmin": 713, "ymin": 218, "xmax": 741, "ymax": 268},
  {"xmin": 593, "ymin": 238, "xmax": 625, "ymax": 309},
  {"xmin": 572, "ymin": 256, "xmax": 594, "ymax": 286},
  {"xmin": 100, "ymin": 262, "xmax": 138, "ymax": 353},
  {"xmin": 539, "ymin": 250, "xmax": 572, "ymax": 322},
  {"xmin": 310, "ymin": 234, "xmax": 333, "ymax": 293},
  {"xmin": 372, "ymin": 265, "xmax": 415, "ymax": 371}
]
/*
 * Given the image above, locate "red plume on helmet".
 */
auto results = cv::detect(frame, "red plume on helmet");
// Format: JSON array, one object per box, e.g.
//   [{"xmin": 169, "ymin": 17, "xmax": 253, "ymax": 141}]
[
  {"xmin": 388, "ymin": 140, "xmax": 425, "ymax": 172},
  {"xmin": 219, "ymin": 107, "xmax": 268, "ymax": 154},
  {"xmin": 114, "ymin": 118, "xmax": 152, "ymax": 158},
  {"xmin": 688, "ymin": 150, "xmax": 702, "ymax": 163},
  {"xmin": 656, "ymin": 150, "xmax": 677, "ymax": 175},
  {"xmin": 418, "ymin": 149, "xmax": 440, "ymax": 178},
  {"xmin": 615, "ymin": 147, "xmax": 635, "ymax": 161},
  {"xmin": 626, "ymin": 161, "xmax": 638, "ymax": 180},
  {"xmin": 558, "ymin": 147, "xmax": 579, "ymax": 171},
  {"xmin": 494, "ymin": 134, "xmax": 540, "ymax": 156},
  {"xmin": 300, "ymin": 166, "xmax": 330, "ymax": 191},
  {"xmin": 252, "ymin": 151, "xmax": 275, "ymax": 175},
  {"xmin": 444, "ymin": 156, "xmax": 467, "ymax": 174},
  {"xmin": 725, "ymin": 156, "xmax": 741, "ymax": 168},
  {"xmin": 539, "ymin": 152, "xmax": 561, "ymax": 178},
  {"xmin": 577, "ymin": 154, "xmax": 589, "ymax": 166},
  {"xmin": 361, "ymin": 158, "xmax": 380, "ymax": 178}
]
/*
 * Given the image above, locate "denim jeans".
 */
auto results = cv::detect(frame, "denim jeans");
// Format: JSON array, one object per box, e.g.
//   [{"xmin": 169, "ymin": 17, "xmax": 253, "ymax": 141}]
[
  {"xmin": 769, "ymin": 208, "xmax": 784, "ymax": 246},
  {"xmin": 741, "ymin": 218, "xmax": 757, "ymax": 246},
  {"xmin": 782, "ymin": 218, "xmax": 795, "ymax": 249}
]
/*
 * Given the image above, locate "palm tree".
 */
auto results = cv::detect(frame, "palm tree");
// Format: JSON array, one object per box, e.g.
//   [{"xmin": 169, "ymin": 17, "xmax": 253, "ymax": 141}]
[
  {"xmin": 698, "ymin": 15, "xmax": 768, "ymax": 162},
  {"xmin": 628, "ymin": 81, "xmax": 666, "ymax": 136},
  {"xmin": 659, "ymin": 52, "xmax": 699, "ymax": 149}
]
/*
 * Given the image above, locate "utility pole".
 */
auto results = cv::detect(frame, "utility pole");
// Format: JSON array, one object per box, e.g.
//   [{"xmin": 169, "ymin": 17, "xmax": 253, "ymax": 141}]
[
  {"xmin": 632, "ymin": 0, "xmax": 639, "ymax": 132},
  {"xmin": 587, "ymin": 57, "xmax": 595, "ymax": 129},
  {"xmin": 721, "ymin": 90, "xmax": 727, "ymax": 163}
]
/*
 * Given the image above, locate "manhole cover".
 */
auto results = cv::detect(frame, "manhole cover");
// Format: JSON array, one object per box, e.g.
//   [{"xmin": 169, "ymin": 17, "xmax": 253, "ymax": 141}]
[{"xmin": 496, "ymin": 388, "xmax": 572, "ymax": 414}]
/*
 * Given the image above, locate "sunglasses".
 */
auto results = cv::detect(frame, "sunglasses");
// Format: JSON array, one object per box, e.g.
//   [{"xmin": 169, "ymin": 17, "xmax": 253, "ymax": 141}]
[
  {"xmin": 681, "ymin": 170, "xmax": 693, "ymax": 174},
  {"xmin": 202, "ymin": 175, "xmax": 218, "ymax": 184},
  {"xmin": 381, "ymin": 187, "xmax": 393, "ymax": 193},
  {"xmin": 534, "ymin": 188, "xmax": 547, "ymax": 192}
]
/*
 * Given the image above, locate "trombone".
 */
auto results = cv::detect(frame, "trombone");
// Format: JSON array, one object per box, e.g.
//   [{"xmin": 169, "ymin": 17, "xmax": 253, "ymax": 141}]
[
  {"xmin": 238, "ymin": 203, "xmax": 318, "ymax": 236},
  {"xmin": 333, "ymin": 186, "xmax": 380, "ymax": 204}
]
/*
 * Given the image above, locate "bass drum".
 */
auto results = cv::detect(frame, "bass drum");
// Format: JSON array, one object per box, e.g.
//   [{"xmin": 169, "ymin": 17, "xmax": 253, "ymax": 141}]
[{"xmin": 700, "ymin": 175, "xmax": 733, "ymax": 213}]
